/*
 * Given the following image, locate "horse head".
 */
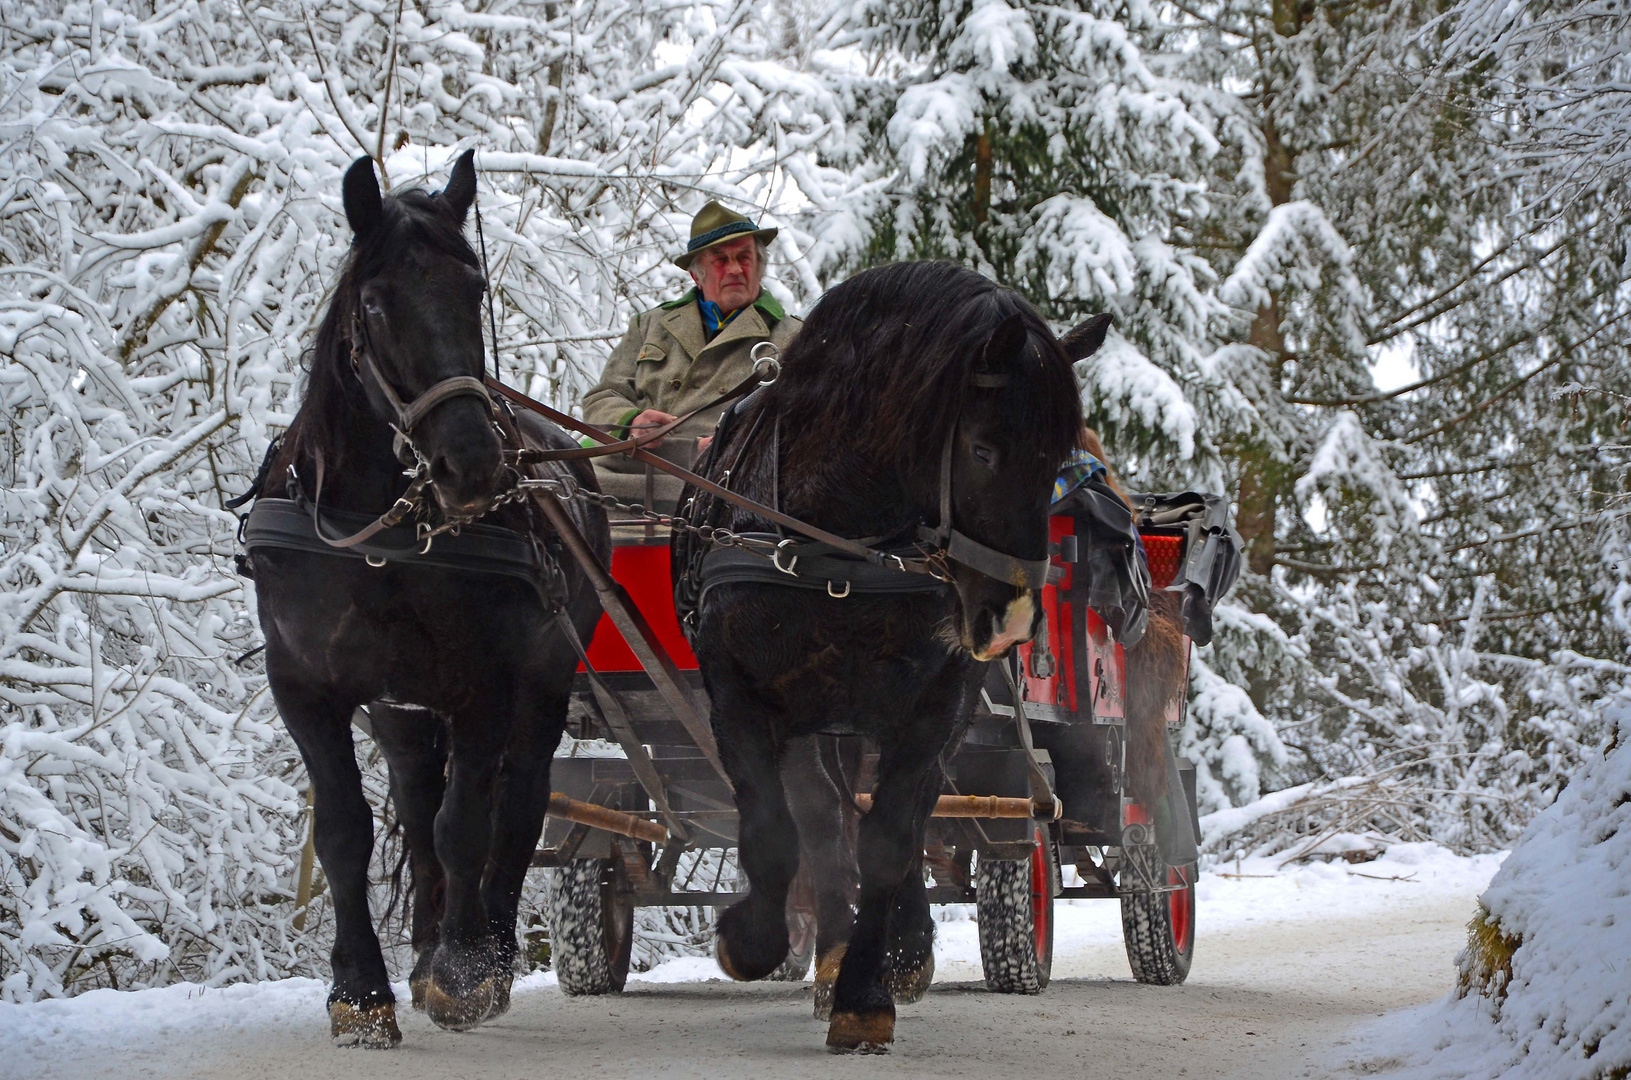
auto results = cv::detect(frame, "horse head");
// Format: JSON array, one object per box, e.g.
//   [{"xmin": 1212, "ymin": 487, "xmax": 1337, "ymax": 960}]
[
  {"xmin": 941, "ymin": 310, "xmax": 1110, "ymax": 660},
  {"xmin": 340, "ymin": 150, "xmax": 501, "ymax": 519}
]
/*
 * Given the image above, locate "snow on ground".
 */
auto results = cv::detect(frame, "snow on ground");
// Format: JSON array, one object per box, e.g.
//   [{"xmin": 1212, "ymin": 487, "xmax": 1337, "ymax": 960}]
[
  {"xmin": 2, "ymin": 844, "xmax": 1499, "ymax": 1080},
  {"xmin": 1335, "ymin": 712, "xmax": 1631, "ymax": 1080}
]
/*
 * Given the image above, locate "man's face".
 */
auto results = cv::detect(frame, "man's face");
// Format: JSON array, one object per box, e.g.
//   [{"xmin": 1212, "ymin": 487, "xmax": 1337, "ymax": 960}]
[{"xmin": 690, "ymin": 236, "xmax": 761, "ymax": 312}]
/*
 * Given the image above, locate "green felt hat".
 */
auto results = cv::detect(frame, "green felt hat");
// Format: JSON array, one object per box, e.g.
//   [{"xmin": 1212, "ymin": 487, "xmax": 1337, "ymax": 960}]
[{"xmin": 674, "ymin": 200, "xmax": 778, "ymax": 270}]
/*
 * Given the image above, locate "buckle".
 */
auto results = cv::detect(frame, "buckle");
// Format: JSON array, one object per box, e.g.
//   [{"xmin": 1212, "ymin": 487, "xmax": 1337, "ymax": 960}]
[{"xmin": 772, "ymin": 538, "xmax": 800, "ymax": 576}]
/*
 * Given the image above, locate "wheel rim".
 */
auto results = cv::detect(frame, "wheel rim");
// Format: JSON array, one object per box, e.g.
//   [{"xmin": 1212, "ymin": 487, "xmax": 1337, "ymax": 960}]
[
  {"xmin": 1167, "ymin": 866, "xmax": 1192, "ymax": 953},
  {"xmin": 1029, "ymin": 826, "xmax": 1050, "ymax": 965}
]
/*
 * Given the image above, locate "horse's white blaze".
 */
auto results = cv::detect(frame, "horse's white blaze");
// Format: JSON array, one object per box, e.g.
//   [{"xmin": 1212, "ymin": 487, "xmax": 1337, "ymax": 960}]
[{"xmin": 973, "ymin": 592, "xmax": 1035, "ymax": 661}]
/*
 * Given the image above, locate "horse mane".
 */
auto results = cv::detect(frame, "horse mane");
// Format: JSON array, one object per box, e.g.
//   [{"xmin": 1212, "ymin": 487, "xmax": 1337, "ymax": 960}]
[
  {"xmin": 285, "ymin": 188, "xmax": 480, "ymax": 471},
  {"xmin": 775, "ymin": 261, "xmax": 1081, "ymax": 486}
]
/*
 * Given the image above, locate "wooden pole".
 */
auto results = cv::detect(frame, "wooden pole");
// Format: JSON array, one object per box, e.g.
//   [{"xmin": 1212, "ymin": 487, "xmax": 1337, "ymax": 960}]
[
  {"xmin": 548, "ymin": 792, "xmax": 669, "ymax": 844},
  {"xmin": 854, "ymin": 793, "xmax": 1045, "ymax": 819}
]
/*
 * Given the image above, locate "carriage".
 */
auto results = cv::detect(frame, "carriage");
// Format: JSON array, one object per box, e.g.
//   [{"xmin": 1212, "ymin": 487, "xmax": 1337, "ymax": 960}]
[
  {"xmin": 242, "ymin": 159, "xmax": 1239, "ymax": 1048},
  {"xmin": 534, "ymin": 479, "xmax": 1231, "ymax": 997}
]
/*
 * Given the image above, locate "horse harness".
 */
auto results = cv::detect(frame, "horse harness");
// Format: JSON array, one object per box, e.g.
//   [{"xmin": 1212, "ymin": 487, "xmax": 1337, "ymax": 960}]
[{"xmin": 236, "ymin": 294, "xmax": 1052, "ymax": 612}]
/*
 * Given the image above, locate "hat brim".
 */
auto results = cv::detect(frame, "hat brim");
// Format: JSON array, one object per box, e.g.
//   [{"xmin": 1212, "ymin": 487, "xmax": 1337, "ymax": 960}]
[{"xmin": 674, "ymin": 227, "xmax": 778, "ymax": 271}]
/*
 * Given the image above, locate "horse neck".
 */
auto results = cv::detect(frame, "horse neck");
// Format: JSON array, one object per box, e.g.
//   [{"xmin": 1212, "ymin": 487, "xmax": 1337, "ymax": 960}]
[{"xmin": 775, "ymin": 419, "xmax": 931, "ymax": 541}]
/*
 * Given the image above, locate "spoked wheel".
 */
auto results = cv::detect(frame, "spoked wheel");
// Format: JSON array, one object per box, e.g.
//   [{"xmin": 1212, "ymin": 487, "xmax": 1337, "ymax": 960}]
[
  {"xmin": 547, "ymin": 857, "xmax": 635, "ymax": 995},
  {"xmin": 975, "ymin": 822, "xmax": 1055, "ymax": 994},
  {"xmin": 1121, "ymin": 854, "xmax": 1195, "ymax": 985}
]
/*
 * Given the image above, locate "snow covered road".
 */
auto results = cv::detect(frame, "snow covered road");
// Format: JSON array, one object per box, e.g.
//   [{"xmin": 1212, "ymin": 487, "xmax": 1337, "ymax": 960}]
[{"xmin": 4, "ymin": 846, "xmax": 1502, "ymax": 1080}]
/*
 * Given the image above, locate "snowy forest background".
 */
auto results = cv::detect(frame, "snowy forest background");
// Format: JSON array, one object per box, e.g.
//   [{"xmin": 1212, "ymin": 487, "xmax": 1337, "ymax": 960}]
[{"xmin": 1, "ymin": 0, "xmax": 1628, "ymax": 1002}]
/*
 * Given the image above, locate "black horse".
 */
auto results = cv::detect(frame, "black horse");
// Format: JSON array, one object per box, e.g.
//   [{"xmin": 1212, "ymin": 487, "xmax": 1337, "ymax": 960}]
[
  {"xmin": 245, "ymin": 152, "xmax": 607, "ymax": 1046},
  {"xmin": 679, "ymin": 262, "xmax": 1089, "ymax": 1051}
]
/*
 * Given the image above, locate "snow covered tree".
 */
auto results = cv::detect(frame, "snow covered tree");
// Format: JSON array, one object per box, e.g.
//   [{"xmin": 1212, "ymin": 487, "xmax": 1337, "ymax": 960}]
[{"xmin": 1166, "ymin": 0, "xmax": 1631, "ymax": 840}]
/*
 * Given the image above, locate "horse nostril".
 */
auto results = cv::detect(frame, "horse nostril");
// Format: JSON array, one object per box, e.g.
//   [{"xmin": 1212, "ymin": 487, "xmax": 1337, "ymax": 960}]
[{"xmin": 428, "ymin": 452, "xmax": 458, "ymax": 488}]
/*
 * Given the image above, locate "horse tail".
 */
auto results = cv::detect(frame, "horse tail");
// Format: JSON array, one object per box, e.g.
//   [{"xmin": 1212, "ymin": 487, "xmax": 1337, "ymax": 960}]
[
  {"xmin": 381, "ymin": 812, "xmax": 411, "ymax": 934},
  {"xmin": 1124, "ymin": 591, "xmax": 1187, "ymax": 805}
]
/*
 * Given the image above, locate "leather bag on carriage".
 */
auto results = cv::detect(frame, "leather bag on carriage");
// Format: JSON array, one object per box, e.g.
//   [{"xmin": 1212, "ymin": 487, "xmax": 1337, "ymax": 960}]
[
  {"xmin": 1125, "ymin": 490, "xmax": 1242, "ymax": 646},
  {"xmin": 1049, "ymin": 475, "xmax": 1151, "ymax": 647}
]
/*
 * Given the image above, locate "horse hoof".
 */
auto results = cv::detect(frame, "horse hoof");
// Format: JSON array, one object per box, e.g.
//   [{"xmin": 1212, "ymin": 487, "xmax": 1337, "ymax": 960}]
[
  {"xmin": 424, "ymin": 977, "xmax": 494, "ymax": 1032},
  {"xmin": 329, "ymin": 1001, "xmax": 402, "ymax": 1049},
  {"xmin": 716, "ymin": 934, "xmax": 751, "ymax": 982},
  {"xmin": 410, "ymin": 976, "xmax": 429, "ymax": 1012},
  {"xmin": 811, "ymin": 945, "xmax": 847, "ymax": 1021},
  {"xmin": 485, "ymin": 974, "xmax": 513, "ymax": 1021},
  {"xmin": 826, "ymin": 1009, "xmax": 894, "ymax": 1053},
  {"xmin": 889, "ymin": 950, "xmax": 934, "ymax": 1004},
  {"xmin": 715, "ymin": 902, "xmax": 789, "ymax": 982}
]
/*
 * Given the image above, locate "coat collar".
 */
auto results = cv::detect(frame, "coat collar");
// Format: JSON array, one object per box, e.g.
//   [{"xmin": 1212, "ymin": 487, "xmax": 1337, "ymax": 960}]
[{"xmin": 658, "ymin": 289, "xmax": 784, "ymax": 361}]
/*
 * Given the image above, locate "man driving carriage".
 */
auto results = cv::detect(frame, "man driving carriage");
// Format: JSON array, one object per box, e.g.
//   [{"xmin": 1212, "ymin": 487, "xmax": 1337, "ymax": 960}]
[{"xmin": 583, "ymin": 200, "xmax": 802, "ymax": 512}]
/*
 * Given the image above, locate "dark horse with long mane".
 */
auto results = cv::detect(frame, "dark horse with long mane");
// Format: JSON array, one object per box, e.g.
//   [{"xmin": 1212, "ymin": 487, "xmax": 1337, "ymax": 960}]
[
  {"xmin": 677, "ymin": 262, "xmax": 1092, "ymax": 1051},
  {"xmin": 244, "ymin": 152, "xmax": 607, "ymax": 1046}
]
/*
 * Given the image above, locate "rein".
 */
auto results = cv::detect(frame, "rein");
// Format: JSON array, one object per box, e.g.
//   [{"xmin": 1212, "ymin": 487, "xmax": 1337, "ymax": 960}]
[{"xmin": 308, "ymin": 216, "xmax": 1047, "ymax": 592}]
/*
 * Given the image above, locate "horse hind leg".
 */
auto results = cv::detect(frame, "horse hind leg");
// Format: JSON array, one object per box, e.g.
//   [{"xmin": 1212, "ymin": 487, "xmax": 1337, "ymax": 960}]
[
  {"xmin": 886, "ymin": 847, "xmax": 936, "ymax": 1006},
  {"xmin": 783, "ymin": 736, "xmax": 859, "ymax": 1020},
  {"xmin": 478, "ymin": 685, "xmax": 574, "ymax": 1022},
  {"xmin": 369, "ymin": 704, "xmax": 448, "ymax": 1013},
  {"xmin": 271, "ymin": 676, "xmax": 401, "ymax": 1048}
]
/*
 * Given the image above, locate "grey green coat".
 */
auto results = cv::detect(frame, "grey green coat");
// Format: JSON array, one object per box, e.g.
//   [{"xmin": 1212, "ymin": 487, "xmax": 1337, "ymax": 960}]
[{"xmin": 583, "ymin": 289, "xmax": 802, "ymax": 448}]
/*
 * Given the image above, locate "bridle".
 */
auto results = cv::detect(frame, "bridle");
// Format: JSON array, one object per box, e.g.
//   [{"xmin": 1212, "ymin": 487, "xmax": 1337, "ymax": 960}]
[
  {"xmin": 916, "ymin": 388, "xmax": 1052, "ymax": 590},
  {"xmin": 348, "ymin": 310, "xmax": 495, "ymax": 470},
  {"xmin": 293, "ymin": 304, "xmax": 501, "ymax": 553}
]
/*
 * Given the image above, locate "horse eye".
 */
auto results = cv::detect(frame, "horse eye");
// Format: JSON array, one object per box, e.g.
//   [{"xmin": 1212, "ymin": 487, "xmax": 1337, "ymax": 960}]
[
  {"xmin": 972, "ymin": 444, "xmax": 996, "ymax": 467},
  {"xmin": 363, "ymin": 299, "xmax": 384, "ymax": 318}
]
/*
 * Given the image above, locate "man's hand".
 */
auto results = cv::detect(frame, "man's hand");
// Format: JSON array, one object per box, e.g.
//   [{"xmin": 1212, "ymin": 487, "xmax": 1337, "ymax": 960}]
[
  {"xmin": 629, "ymin": 408, "xmax": 677, "ymax": 445},
  {"xmin": 697, "ymin": 434, "xmax": 714, "ymax": 454}
]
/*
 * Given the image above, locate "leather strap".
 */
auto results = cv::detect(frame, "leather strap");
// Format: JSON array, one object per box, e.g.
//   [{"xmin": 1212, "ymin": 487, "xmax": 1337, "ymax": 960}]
[
  {"xmin": 243, "ymin": 497, "xmax": 546, "ymax": 586},
  {"xmin": 506, "ymin": 363, "xmax": 776, "ymax": 464},
  {"xmin": 486, "ymin": 376, "xmax": 935, "ymax": 573},
  {"xmin": 307, "ymin": 452, "xmax": 428, "ymax": 550},
  {"xmin": 352, "ymin": 315, "xmax": 492, "ymax": 436}
]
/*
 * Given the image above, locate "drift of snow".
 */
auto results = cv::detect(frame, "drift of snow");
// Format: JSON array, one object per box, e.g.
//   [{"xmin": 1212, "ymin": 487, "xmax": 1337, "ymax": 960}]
[{"xmin": 1341, "ymin": 698, "xmax": 1631, "ymax": 1079}]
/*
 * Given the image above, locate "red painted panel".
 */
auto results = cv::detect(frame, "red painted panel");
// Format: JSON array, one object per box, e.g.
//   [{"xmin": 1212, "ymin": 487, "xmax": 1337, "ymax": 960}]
[
  {"xmin": 1143, "ymin": 533, "xmax": 1183, "ymax": 590},
  {"xmin": 580, "ymin": 543, "xmax": 700, "ymax": 673}
]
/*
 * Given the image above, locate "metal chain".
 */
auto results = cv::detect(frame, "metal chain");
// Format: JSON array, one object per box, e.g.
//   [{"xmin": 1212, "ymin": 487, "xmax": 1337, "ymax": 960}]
[{"xmin": 496, "ymin": 471, "xmax": 780, "ymax": 561}]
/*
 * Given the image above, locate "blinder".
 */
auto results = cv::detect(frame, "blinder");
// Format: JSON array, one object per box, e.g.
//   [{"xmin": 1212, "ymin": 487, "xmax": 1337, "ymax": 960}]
[{"xmin": 915, "ymin": 414, "xmax": 1052, "ymax": 591}]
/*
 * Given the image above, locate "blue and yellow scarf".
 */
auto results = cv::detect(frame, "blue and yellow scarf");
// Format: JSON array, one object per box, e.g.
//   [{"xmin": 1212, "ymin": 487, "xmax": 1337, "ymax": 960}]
[
  {"xmin": 699, "ymin": 299, "xmax": 745, "ymax": 339},
  {"xmin": 1052, "ymin": 448, "xmax": 1108, "ymax": 504}
]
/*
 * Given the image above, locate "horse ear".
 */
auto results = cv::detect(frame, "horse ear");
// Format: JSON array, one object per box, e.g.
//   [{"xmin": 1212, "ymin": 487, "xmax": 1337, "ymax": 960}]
[
  {"xmin": 981, "ymin": 312, "xmax": 1029, "ymax": 370},
  {"xmin": 343, "ymin": 155, "xmax": 383, "ymax": 237},
  {"xmin": 441, "ymin": 149, "xmax": 477, "ymax": 222},
  {"xmin": 1060, "ymin": 313, "xmax": 1113, "ymax": 361}
]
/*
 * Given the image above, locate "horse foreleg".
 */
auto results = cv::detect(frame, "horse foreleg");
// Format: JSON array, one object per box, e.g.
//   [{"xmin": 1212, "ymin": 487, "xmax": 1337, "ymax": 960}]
[
  {"xmin": 271, "ymin": 674, "xmax": 400, "ymax": 1049},
  {"xmin": 370, "ymin": 705, "xmax": 447, "ymax": 1013},
  {"xmin": 784, "ymin": 736, "xmax": 859, "ymax": 1019},
  {"xmin": 713, "ymin": 690, "xmax": 798, "ymax": 982},
  {"xmin": 424, "ymin": 708, "xmax": 507, "ymax": 1032},
  {"xmin": 827, "ymin": 741, "xmax": 943, "ymax": 1053}
]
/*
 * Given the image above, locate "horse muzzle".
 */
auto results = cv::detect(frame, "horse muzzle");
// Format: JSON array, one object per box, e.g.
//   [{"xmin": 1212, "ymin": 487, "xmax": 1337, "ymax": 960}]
[{"xmin": 966, "ymin": 590, "xmax": 1037, "ymax": 661}]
